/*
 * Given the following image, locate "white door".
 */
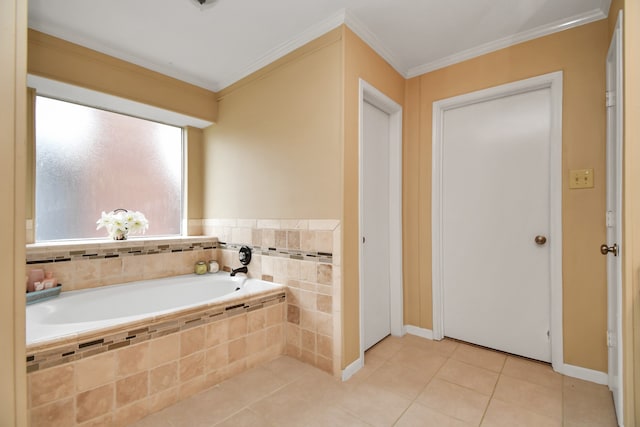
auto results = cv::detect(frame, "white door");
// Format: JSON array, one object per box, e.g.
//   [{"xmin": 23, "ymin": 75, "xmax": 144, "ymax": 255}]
[
  {"xmin": 442, "ymin": 88, "xmax": 552, "ymax": 362},
  {"xmin": 605, "ymin": 11, "xmax": 623, "ymax": 424},
  {"xmin": 362, "ymin": 100, "xmax": 391, "ymax": 350}
]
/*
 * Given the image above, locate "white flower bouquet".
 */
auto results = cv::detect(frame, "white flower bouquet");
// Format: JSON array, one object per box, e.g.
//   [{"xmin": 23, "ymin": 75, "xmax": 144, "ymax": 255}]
[{"xmin": 96, "ymin": 209, "xmax": 149, "ymax": 240}]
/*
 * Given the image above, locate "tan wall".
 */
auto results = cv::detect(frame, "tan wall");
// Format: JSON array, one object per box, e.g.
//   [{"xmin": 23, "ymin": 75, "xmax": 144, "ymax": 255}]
[
  {"xmin": 0, "ymin": 0, "xmax": 27, "ymax": 424},
  {"xmin": 186, "ymin": 126, "xmax": 205, "ymax": 224},
  {"xmin": 404, "ymin": 21, "xmax": 609, "ymax": 372},
  {"xmin": 28, "ymin": 30, "xmax": 218, "ymax": 123},
  {"xmin": 342, "ymin": 27, "xmax": 405, "ymax": 367},
  {"xmin": 617, "ymin": 0, "xmax": 640, "ymax": 424},
  {"xmin": 202, "ymin": 30, "xmax": 342, "ymax": 220}
]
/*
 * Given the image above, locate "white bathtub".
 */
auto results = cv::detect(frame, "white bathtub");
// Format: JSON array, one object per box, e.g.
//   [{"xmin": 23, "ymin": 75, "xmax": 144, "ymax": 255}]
[{"xmin": 27, "ymin": 273, "xmax": 283, "ymax": 346}]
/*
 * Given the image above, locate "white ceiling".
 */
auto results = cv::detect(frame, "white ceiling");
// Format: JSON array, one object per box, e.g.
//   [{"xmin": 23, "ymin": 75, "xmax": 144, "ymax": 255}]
[{"xmin": 28, "ymin": 0, "xmax": 611, "ymax": 92}]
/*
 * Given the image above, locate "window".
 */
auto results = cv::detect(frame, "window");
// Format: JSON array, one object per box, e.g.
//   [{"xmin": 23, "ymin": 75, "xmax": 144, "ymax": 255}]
[{"xmin": 35, "ymin": 96, "xmax": 183, "ymax": 241}]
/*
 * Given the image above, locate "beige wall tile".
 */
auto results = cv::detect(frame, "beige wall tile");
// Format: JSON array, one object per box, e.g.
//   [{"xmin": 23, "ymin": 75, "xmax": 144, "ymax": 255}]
[
  {"xmin": 179, "ymin": 351, "xmax": 205, "ymax": 382},
  {"xmin": 252, "ymin": 229, "xmax": 263, "ymax": 246},
  {"xmin": 300, "ymin": 230, "xmax": 316, "ymax": 252},
  {"xmin": 206, "ymin": 319, "xmax": 229, "ymax": 347},
  {"xmin": 247, "ymin": 309, "xmax": 266, "ymax": 333},
  {"xmin": 299, "ymin": 290, "xmax": 316, "ymax": 310},
  {"xmin": 261, "ymin": 256, "xmax": 274, "ymax": 276},
  {"xmin": 148, "ymin": 334, "xmax": 180, "ymax": 368},
  {"xmin": 179, "ymin": 376, "xmax": 207, "ymax": 400},
  {"xmin": 316, "ymin": 231, "xmax": 333, "ymax": 253},
  {"xmin": 99, "ymin": 258, "xmax": 123, "ymax": 284},
  {"xmin": 115, "ymin": 371, "xmax": 149, "ymax": 408},
  {"xmin": 228, "ymin": 314, "xmax": 247, "ymax": 339},
  {"xmin": 317, "ymin": 294, "xmax": 332, "ymax": 313},
  {"xmin": 180, "ymin": 325, "xmax": 205, "ymax": 357},
  {"xmin": 316, "ymin": 312, "xmax": 333, "ymax": 337},
  {"xmin": 76, "ymin": 383, "xmax": 114, "ymax": 424},
  {"xmin": 247, "ymin": 330, "xmax": 267, "ymax": 354},
  {"xmin": 317, "ymin": 334, "xmax": 333, "ymax": 359},
  {"xmin": 74, "ymin": 259, "xmax": 101, "ymax": 289},
  {"xmin": 287, "ymin": 304, "xmax": 300, "ymax": 325},
  {"xmin": 30, "ymin": 398, "xmax": 75, "ymax": 427},
  {"xmin": 76, "ymin": 352, "xmax": 116, "ymax": 392},
  {"xmin": 266, "ymin": 325, "xmax": 284, "ymax": 347},
  {"xmin": 286, "ymin": 259, "xmax": 301, "ymax": 280},
  {"xmin": 228, "ymin": 338, "xmax": 247, "ymax": 363},
  {"xmin": 316, "ymin": 355, "xmax": 333, "ymax": 374},
  {"xmin": 286, "ymin": 323, "xmax": 301, "ymax": 348},
  {"xmin": 300, "ymin": 309, "xmax": 316, "ymax": 331},
  {"xmin": 265, "ymin": 304, "xmax": 284, "ymax": 327},
  {"xmin": 205, "ymin": 343, "xmax": 229, "ymax": 373},
  {"xmin": 30, "ymin": 364, "xmax": 75, "ymax": 407},
  {"xmin": 121, "ymin": 256, "xmax": 145, "ymax": 283},
  {"xmin": 149, "ymin": 362, "xmax": 179, "ymax": 395},
  {"xmin": 287, "ymin": 231, "xmax": 300, "ymax": 250},
  {"xmin": 262, "ymin": 229, "xmax": 275, "ymax": 248},
  {"xmin": 116, "ymin": 342, "xmax": 149, "ymax": 378},
  {"xmin": 317, "ymin": 263, "xmax": 332, "ymax": 285},
  {"xmin": 301, "ymin": 329, "xmax": 316, "ymax": 353},
  {"xmin": 148, "ymin": 387, "xmax": 179, "ymax": 414},
  {"xmin": 299, "ymin": 260, "xmax": 317, "ymax": 282},
  {"xmin": 275, "ymin": 230, "xmax": 287, "ymax": 248},
  {"xmin": 301, "ymin": 349, "xmax": 315, "ymax": 365},
  {"xmin": 114, "ymin": 399, "xmax": 149, "ymax": 427}
]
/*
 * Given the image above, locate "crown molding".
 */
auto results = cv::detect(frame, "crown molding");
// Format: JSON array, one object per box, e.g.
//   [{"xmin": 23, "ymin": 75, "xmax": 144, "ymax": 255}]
[
  {"xmin": 407, "ymin": 7, "xmax": 608, "ymax": 78},
  {"xmin": 343, "ymin": 9, "xmax": 408, "ymax": 78},
  {"xmin": 216, "ymin": 9, "xmax": 346, "ymax": 91},
  {"xmin": 27, "ymin": 20, "xmax": 217, "ymax": 91}
]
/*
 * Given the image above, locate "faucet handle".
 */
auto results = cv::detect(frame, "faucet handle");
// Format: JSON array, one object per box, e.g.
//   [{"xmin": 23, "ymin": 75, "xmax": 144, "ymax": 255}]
[{"xmin": 239, "ymin": 246, "xmax": 252, "ymax": 265}]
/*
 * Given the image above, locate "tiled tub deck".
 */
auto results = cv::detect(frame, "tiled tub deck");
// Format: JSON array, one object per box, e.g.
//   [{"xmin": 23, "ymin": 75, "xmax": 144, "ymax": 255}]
[{"xmin": 26, "ymin": 287, "xmax": 286, "ymax": 427}]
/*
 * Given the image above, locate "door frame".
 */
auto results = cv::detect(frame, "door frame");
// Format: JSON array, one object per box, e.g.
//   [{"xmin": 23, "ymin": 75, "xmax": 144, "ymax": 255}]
[
  {"xmin": 606, "ymin": 10, "xmax": 624, "ymax": 424},
  {"xmin": 358, "ymin": 79, "xmax": 403, "ymax": 359},
  {"xmin": 431, "ymin": 72, "xmax": 564, "ymax": 371}
]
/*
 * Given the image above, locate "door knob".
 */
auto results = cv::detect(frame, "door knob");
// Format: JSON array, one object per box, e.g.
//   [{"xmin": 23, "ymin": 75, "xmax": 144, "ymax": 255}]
[
  {"xmin": 600, "ymin": 243, "xmax": 618, "ymax": 256},
  {"xmin": 534, "ymin": 235, "xmax": 547, "ymax": 245}
]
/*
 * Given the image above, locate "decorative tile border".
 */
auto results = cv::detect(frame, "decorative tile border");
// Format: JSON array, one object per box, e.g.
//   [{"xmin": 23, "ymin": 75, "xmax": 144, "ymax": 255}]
[
  {"xmin": 26, "ymin": 237, "xmax": 218, "ymax": 264},
  {"xmin": 26, "ymin": 290, "xmax": 285, "ymax": 373},
  {"xmin": 219, "ymin": 242, "xmax": 332, "ymax": 264}
]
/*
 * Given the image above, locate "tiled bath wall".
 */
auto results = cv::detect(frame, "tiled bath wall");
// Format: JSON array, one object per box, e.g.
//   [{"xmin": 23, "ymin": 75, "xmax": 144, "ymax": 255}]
[
  {"xmin": 204, "ymin": 219, "xmax": 342, "ymax": 377},
  {"xmin": 25, "ymin": 238, "xmax": 218, "ymax": 292},
  {"xmin": 27, "ymin": 297, "xmax": 285, "ymax": 427}
]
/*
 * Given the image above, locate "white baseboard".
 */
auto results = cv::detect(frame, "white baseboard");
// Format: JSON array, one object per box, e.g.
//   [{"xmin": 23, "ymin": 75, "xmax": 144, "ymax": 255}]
[
  {"xmin": 561, "ymin": 363, "xmax": 608, "ymax": 385},
  {"xmin": 403, "ymin": 325, "xmax": 434, "ymax": 340},
  {"xmin": 341, "ymin": 356, "xmax": 364, "ymax": 382}
]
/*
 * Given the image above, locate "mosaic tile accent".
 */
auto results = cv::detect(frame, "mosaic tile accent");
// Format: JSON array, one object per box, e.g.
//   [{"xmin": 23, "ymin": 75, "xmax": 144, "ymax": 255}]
[
  {"xmin": 26, "ymin": 290, "xmax": 285, "ymax": 373},
  {"xmin": 218, "ymin": 242, "xmax": 332, "ymax": 264},
  {"xmin": 26, "ymin": 237, "xmax": 218, "ymax": 264}
]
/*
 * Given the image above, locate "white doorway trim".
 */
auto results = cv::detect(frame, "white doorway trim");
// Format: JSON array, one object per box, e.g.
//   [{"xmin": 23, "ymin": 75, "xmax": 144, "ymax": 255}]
[
  {"xmin": 606, "ymin": 9, "xmax": 624, "ymax": 424},
  {"xmin": 358, "ymin": 79, "xmax": 404, "ymax": 358},
  {"xmin": 431, "ymin": 72, "xmax": 564, "ymax": 371}
]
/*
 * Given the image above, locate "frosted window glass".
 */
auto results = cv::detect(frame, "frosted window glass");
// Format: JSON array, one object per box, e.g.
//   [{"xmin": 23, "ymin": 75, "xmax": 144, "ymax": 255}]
[{"xmin": 35, "ymin": 96, "xmax": 183, "ymax": 241}]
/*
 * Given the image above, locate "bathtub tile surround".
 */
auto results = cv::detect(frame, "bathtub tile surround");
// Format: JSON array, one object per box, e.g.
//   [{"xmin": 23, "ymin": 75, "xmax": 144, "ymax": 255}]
[
  {"xmin": 25, "ymin": 237, "xmax": 218, "ymax": 292},
  {"xmin": 27, "ymin": 290, "xmax": 286, "ymax": 426},
  {"xmin": 205, "ymin": 219, "xmax": 341, "ymax": 377},
  {"xmin": 26, "ymin": 291, "xmax": 285, "ymax": 373}
]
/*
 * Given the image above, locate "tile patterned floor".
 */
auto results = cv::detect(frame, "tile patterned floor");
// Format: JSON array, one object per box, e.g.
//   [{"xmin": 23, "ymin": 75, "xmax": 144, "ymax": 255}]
[{"xmin": 131, "ymin": 335, "xmax": 618, "ymax": 427}]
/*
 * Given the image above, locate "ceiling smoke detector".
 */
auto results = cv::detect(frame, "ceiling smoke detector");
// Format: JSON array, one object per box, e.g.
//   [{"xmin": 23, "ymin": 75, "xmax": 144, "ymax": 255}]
[{"xmin": 190, "ymin": 0, "xmax": 217, "ymax": 9}]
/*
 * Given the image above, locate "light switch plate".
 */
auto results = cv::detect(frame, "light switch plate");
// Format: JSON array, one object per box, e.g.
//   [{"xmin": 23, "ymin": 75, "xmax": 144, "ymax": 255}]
[{"xmin": 569, "ymin": 168, "xmax": 594, "ymax": 189}]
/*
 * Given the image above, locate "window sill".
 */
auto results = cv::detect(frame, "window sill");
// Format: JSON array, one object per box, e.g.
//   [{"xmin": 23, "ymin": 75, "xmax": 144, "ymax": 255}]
[{"xmin": 26, "ymin": 236, "xmax": 218, "ymax": 261}]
